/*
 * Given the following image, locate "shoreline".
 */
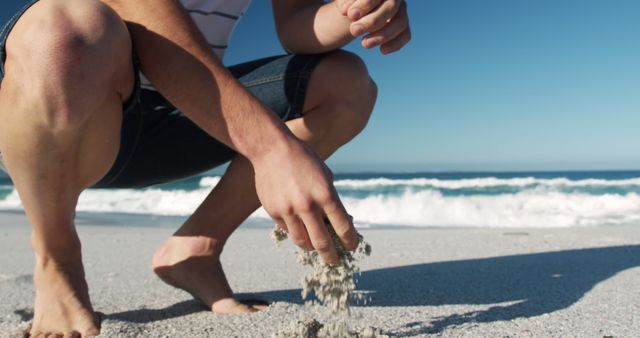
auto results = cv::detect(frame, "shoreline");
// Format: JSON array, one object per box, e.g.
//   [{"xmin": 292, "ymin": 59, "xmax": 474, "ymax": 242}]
[
  {"xmin": 1, "ymin": 212, "xmax": 639, "ymax": 337},
  {"xmin": 3, "ymin": 209, "xmax": 639, "ymax": 231}
]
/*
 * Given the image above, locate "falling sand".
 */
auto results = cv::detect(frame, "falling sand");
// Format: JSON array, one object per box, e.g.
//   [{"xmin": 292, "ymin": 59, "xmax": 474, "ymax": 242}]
[{"xmin": 271, "ymin": 222, "xmax": 388, "ymax": 338}]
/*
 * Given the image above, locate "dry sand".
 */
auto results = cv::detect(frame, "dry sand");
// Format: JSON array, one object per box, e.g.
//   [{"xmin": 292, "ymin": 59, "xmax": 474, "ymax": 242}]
[
  {"xmin": 1, "ymin": 211, "xmax": 640, "ymax": 337},
  {"xmin": 271, "ymin": 224, "xmax": 385, "ymax": 338}
]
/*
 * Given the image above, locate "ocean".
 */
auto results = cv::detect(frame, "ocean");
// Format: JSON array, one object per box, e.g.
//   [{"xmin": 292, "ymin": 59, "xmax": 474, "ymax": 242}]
[{"xmin": 1, "ymin": 170, "xmax": 639, "ymax": 228}]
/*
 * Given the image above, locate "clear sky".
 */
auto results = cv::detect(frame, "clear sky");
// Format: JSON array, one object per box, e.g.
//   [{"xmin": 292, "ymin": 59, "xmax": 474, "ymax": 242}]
[{"xmin": 2, "ymin": 0, "xmax": 639, "ymax": 172}]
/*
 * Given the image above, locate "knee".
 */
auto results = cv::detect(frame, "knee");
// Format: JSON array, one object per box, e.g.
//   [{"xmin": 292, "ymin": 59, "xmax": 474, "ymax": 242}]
[
  {"xmin": 7, "ymin": 0, "xmax": 130, "ymax": 80},
  {"xmin": 313, "ymin": 50, "xmax": 378, "ymax": 141},
  {"xmin": 5, "ymin": 0, "xmax": 132, "ymax": 128}
]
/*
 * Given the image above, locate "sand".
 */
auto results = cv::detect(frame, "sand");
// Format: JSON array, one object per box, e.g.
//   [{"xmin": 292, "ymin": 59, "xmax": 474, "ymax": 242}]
[
  {"xmin": 1, "ymin": 210, "xmax": 640, "ymax": 337},
  {"xmin": 271, "ymin": 224, "xmax": 385, "ymax": 338}
]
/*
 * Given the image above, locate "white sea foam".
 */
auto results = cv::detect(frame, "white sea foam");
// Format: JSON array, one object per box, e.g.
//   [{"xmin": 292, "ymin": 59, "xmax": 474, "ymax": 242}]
[
  {"xmin": 0, "ymin": 188, "xmax": 209, "ymax": 216},
  {"xmin": 333, "ymin": 177, "xmax": 640, "ymax": 189},
  {"xmin": 199, "ymin": 176, "xmax": 221, "ymax": 187},
  {"xmin": 0, "ymin": 176, "xmax": 638, "ymax": 228},
  {"xmin": 341, "ymin": 190, "xmax": 640, "ymax": 228}
]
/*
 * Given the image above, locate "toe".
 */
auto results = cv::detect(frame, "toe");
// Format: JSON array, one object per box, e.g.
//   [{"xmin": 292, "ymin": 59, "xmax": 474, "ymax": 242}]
[
  {"xmin": 251, "ymin": 304, "xmax": 269, "ymax": 311},
  {"xmin": 240, "ymin": 298, "xmax": 270, "ymax": 311},
  {"xmin": 212, "ymin": 298, "xmax": 261, "ymax": 314},
  {"xmin": 84, "ymin": 329, "xmax": 100, "ymax": 338}
]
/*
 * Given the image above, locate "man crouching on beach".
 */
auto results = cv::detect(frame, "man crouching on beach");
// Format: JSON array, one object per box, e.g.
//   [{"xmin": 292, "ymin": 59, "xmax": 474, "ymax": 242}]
[{"xmin": 0, "ymin": 0, "xmax": 410, "ymax": 336}]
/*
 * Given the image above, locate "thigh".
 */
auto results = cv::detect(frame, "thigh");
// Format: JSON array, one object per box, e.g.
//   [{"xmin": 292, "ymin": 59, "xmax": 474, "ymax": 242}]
[
  {"xmin": 0, "ymin": 0, "xmax": 39, "ymax": 82},
  {"xmin": 95, "ymin": 53, "xmax": 328, "ymax": 188},
  {"xmin": 0, "ymin": 0, "xmax": 141, "ymax": 182},
  {"xmin": 0, "ymin": 0, "xmax": 38, "ymax": 173}
]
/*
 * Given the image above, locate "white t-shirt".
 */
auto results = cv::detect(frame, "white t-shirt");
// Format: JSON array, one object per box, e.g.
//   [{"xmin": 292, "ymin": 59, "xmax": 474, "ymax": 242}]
[{"xmin": 141, "ymin": 0, "xmax": 253, "ymax": 90}]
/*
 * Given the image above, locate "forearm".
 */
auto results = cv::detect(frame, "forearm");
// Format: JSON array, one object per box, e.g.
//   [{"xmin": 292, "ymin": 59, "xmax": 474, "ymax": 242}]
[
  {"xmin": 105, "ymin": 0, "xmax": 292, "ymax": 160},
  {"xmin": 274, "ymin": 1, "xmax": 355, "ymax": 54}
]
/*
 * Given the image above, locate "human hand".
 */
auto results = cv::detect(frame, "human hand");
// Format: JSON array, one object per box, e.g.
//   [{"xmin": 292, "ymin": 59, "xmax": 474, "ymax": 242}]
[
  {"xmin": 335, "ymin": 0, "xmax": 412, "ymax": 54},
  {"xmin": 252, "ymin": 138, "xmax": 358, "ymax": 265}
]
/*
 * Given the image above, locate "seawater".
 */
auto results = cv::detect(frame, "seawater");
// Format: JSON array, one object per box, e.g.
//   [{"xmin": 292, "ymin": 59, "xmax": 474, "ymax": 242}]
[{"xmin": 1, "ymin": 171, "xmax": 639, "ymax": 228}]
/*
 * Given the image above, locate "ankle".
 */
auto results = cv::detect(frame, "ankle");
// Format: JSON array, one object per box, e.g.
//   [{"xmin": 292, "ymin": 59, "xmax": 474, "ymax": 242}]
[
  {"xmin": 190, "ymin": 236, "xmax": 224, "ymax": 257},
  {"xmin": 34, "ymin": 254, "xmax": 85, "ymax": 277},
  {"xmin": 31, "ymin": 229, "xmax": 82, "ymax": 264},
  {"xmin": 173, "ymin": 235, "xmax": 224, "ymax": 256},
  {"xmin": 34, "ymin": 247, "xmax": 83, "ymax": 273},
  {"xmin": 153, "ymin": 236, "xmax": 224, "ymax": 269}
]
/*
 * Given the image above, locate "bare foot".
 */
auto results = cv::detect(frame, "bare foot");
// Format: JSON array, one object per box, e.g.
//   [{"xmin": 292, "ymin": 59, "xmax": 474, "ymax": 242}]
[
  {"xmin": 29, "ymin": 258, "xmax": 99, "ymax": 337},
  {"xmin": 152, "ymin": 236, "xmax": 268, "ymax": 314}
]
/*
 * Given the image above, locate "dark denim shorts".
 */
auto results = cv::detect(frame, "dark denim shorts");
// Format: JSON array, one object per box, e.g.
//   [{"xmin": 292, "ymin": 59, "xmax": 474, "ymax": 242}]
[{"xmin": 0, "ymin": 1, "xmax": 327, "ymax": 188}]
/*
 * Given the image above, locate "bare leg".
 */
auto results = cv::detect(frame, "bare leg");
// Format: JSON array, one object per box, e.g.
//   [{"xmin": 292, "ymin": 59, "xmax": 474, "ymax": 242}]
[
  {"xmin": 0, "ymin": 0, "xmax": 134, "ymax": 336},
  {"xmin": 152, "ymin": 51, "xmax": 377, "ymax": 314}
]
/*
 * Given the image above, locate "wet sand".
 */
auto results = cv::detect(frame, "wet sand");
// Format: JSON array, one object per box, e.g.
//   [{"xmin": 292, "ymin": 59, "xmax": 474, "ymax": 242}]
[{"xmin": 1, "ymin": 211, "xmax": 639, "ymax": 337}]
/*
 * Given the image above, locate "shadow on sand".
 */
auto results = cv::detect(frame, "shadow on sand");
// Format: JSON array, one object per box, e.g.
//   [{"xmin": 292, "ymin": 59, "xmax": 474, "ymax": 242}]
[
  {"xmin": 106, "ymin": 245, "xmax": 640, "ymax": 336},
  {"xmin": 107, "ymin": 299, "xmax": 207, "ymax": 324},
  {"xmin": 247, "ymin": 244, "xmax": 640, "ymax": 336}
]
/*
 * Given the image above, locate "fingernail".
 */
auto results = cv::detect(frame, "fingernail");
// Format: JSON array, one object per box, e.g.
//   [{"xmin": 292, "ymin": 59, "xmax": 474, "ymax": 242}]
[
  {"xmin": 352, "ymin": 24, "xmax": 365, "ymax": 36},
  {"xmin": 348, "ymin": 8, "xmax": 361, "ymax": 20}
]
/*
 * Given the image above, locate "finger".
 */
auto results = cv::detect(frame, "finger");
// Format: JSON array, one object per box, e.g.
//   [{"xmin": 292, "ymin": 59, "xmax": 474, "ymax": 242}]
[
  {"xmin": 283, "ymin": 215, "xmax": 314, "ymax": 251},
  {"xmin": 324, "ymin": 200, "xmax": 359, "ymax": 251},
  {"xmin": 337, "ymin": 0, "xmax": 357, "ymax": 16},
  {"xmin": 323, "ymin": 163, "xmax": 335, "ymax": 182},
  {"xmin": 274, "ymin": 217, "xmax": 288, "ymax": 232},
  {"xmin": 300, "ymin": 211, "xmax": 340, "ymax": 265},
  {"xmin": 347, "ymin": 0, "xmax": 383, "ymax": 20},
  {"xmin": 361, "ymin": 3, "xmax": 408, "ymax": 49},
  {"xmin": 380, "ymin": 26, "xmax": 411, "ymax": 54},
  {"xmin": 350, "ymin": 0, "xmax": 402, "ymax": 36}
]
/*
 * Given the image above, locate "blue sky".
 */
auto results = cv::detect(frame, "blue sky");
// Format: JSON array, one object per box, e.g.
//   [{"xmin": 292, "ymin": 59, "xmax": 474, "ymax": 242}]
[{"xmin": 2, "ymin": 0, "xmax": 639, "ymax": 171}]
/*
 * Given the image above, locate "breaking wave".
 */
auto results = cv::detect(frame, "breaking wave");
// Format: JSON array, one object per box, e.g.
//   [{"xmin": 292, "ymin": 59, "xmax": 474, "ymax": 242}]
[{"xmin": 0, "ymin": 175, "xmax": 639, "ymax": 228}]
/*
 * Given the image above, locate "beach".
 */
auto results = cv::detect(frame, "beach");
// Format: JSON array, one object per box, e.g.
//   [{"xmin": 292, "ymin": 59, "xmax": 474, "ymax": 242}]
[{"xmin": 1, "ymin": 211, "xmax": 639, "ymax": 337}]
